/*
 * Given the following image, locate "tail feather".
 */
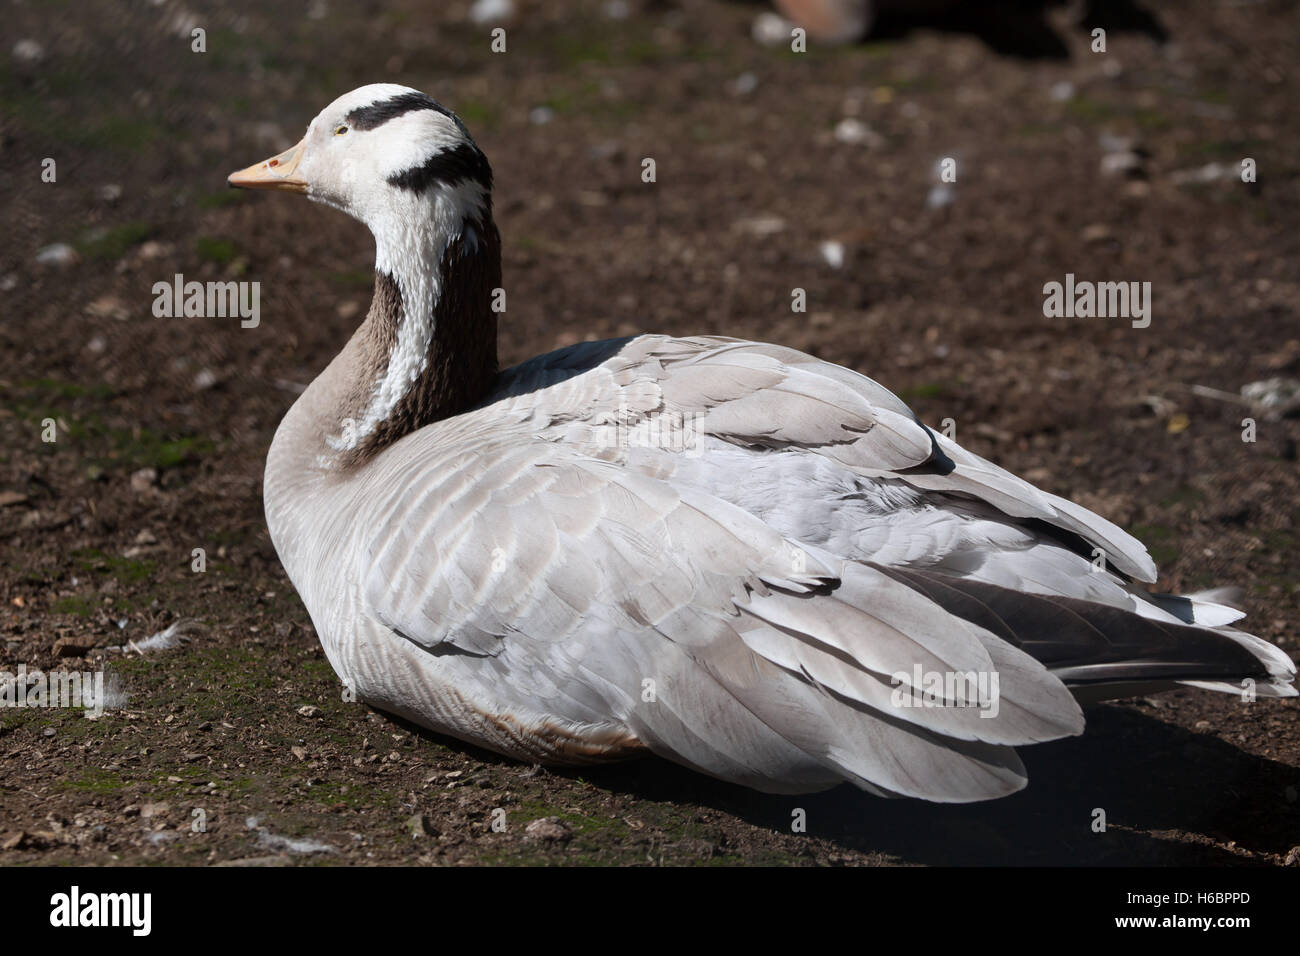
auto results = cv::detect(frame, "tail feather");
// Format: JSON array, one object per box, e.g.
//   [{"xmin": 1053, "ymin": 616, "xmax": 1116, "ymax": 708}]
[
  {"xmin": 875, "ymin": 566, "xmax": 1297, "ymax": 700},
  {"xmin": 1147, "ymin": 590, "xmax": 1246, "ymax": 627}
]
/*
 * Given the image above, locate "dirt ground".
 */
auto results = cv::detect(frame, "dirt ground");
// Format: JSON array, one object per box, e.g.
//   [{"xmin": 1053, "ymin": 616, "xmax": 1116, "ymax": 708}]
[{"xmin": 1, "ymin": 0, "xmax": 1298, "ymax": 866}]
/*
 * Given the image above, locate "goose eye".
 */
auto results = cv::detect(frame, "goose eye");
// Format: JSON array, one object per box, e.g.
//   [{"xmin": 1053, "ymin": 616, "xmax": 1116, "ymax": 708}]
[{"xmin": 334, "ymin": 125, "xmax": 349, "ymax": 136}]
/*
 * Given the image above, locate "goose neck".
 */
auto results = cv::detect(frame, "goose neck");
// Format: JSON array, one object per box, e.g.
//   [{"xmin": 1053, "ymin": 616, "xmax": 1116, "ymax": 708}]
[{"xmin": 321, "ymin": 191, "xmax": 501, "ymax": 468}]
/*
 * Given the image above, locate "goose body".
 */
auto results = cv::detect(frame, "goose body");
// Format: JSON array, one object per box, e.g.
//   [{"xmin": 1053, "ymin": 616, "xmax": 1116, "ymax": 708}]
[{"xmin": 232, "ymin": 85, "xmax": 1295, "ymax": 801}]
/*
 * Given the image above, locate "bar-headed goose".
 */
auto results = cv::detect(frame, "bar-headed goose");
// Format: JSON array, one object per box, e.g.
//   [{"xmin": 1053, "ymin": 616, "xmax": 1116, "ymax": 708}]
[{"xmin": 230, "ymin": 85, "xmax": 1294, "ymax": 801}]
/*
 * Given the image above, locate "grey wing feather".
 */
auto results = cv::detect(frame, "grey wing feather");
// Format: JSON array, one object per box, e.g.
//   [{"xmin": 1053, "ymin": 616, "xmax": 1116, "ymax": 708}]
[{"xmin": 350, "ymin": 334, "xmax": 1293, "ymax": 799}]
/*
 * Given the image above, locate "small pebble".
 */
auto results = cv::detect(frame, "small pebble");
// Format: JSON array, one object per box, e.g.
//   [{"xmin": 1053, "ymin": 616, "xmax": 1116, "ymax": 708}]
[
  {"xmin": 468, "ymin": 0, "xmax": 513, "ymax": 25},
  {"xmin": 926, "ymin": 184, "xmax": 955, "ymax": 210},
  {"xmin": 524, "ymin": 816, "xmax": 572, "ymax": 842},
  {"xmin": 834, "ymin": 118, "xmax": 882, "ymax": 147},
  {"xmin": 36, "ymin": 243, "xmax": 78, "ymax": 268},
  {"xmin": 752, "ymin": 12, "xmax": 791, "ymax": 47},
  {"xmin": 1170, "ymin": 162, "xmax": 1234, "ymax": 185},
  {"xmin": 129, "ymin": 468, "xmax": 158, "ymax": 493},
  {"xmin": 732, "ymin": 72, "xmax": 759, "ymax": 96},
  {"xmin": 140, "ymin": 802, "xmax": 170, "ymax": 819},
  {"xmin": 732, "ymin": 215, "xmax": 786, "ymax": 237},
  {"xmin": 12, "ymin": 39, "xmax": 45, "ymax": 63},
  {"xmin": 1100, "ymin": 151, "xmax": 1144, "ymax": 178},
  {"xmin": 818, "ymin": 240, "xmax": 845, "ymax": 269}
]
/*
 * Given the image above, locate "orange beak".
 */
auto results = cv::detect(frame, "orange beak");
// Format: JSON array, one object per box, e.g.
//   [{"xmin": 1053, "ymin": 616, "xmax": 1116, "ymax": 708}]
[{"xmin": 228, "ymin": 138, "xmax": 308, "ymax": 193}]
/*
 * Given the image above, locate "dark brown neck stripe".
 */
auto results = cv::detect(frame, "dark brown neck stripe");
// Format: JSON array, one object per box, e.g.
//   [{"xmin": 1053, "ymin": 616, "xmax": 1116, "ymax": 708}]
[{"xmin": 335, "ymin": 214, "xmax": 501, "ymax": 467}]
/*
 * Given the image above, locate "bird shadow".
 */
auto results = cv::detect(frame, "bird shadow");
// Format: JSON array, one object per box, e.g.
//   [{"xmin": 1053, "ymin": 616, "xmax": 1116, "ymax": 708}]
[
  {"xmin": 867, "ymin": 0, "xmax": 1168, "ymax": 60},
  {"xmin": 555, "ymin": 702, "xmax": 1300, "ymax": 865},
  {"xmin": 381, "ymin": 697, "xmax": 1297, "ymax": 863}
]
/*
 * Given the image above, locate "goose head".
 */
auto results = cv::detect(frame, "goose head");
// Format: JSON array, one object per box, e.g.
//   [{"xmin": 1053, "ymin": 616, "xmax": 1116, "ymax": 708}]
[
  {"xmin": 230, "ymin": 84, "xmax": 501, "ymax": 465},
  {"xmin": 229, "ymin": 83, "xmax": 494, "ymax": 262}
]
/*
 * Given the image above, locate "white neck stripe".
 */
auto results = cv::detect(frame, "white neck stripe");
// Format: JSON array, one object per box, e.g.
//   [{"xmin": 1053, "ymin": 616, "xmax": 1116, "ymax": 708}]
[{"xmin": 327, "ymin": 181, "xmax": 488, "ymax": 452}]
